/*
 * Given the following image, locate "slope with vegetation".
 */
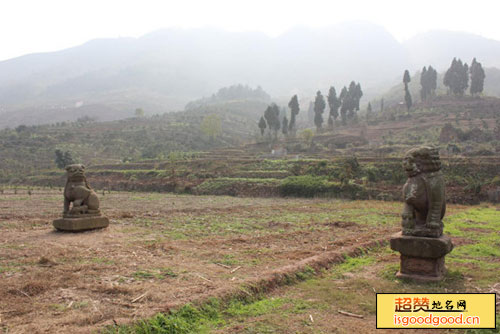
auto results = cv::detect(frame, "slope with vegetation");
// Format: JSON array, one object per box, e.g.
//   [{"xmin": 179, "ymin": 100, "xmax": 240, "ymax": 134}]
[{"xmin": 1, "ymin": 80, "xmax": 499, "ymax": 204}]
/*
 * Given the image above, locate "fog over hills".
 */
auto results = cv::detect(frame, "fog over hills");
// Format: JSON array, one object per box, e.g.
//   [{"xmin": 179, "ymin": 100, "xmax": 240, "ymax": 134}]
[
  {"xmin": 403, "ymin": 30, "xmax": 500, "ymax": 70},
  {"xmin": 0, "ymin": 22, "xmax": 499, "ymax": 128}
]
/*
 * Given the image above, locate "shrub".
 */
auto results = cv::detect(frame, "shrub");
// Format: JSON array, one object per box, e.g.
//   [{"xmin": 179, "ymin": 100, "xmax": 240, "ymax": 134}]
[
  {"xmin": 364, "ymin": 165, "xmax": 381, "ymax": 183},
  {"xmin": 491, "ymin": 176, "xmax": 500, "ymax": 186},
  {"xmin": 279, "ymin": 175, "xmax": 328, "ymax": 197},
  {"xmin": 279, "ymin": 175, "xmax": 368, "ymax": 199},
  {"xmin": 464, "ymin": 177, "xmax": 484, "ymax": 195},
  {"xmin": 305, "ymin": 160, "xmax": 330, "ymax": 176}
]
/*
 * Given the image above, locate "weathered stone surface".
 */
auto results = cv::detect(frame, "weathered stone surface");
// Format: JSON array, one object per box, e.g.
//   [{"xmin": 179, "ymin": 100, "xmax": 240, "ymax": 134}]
[
  {"xmin": 401, "ymin": 146, "xmax": 446, "ymax": 238},
  {"xmin": 391, "ymin": 146, "xmax": 453, "ymax": 282},
  {"xmin": 53, "ymin": 217, "xmax": 109, "ymax": 232},
  {"xmin": 396, "ymin": 255, "xmax": 447, "ymax": 282},
  {"xmin": 53, "ymin": 164, "xmax": 109, "ymax": 232},
  {"xmin": 396, "ymin": 263, "xmax": 446, "ymax": 282},
  {"xmin": 63, "ymin": 164, "xmax": 101, "ymax": 216},
  {"xmin": 390, "ymin": 232, "xmax": 453, "ymax": 258},
  {"xmin": 390, "ymin": 232, "xmax": 453, "ymax": 282}
]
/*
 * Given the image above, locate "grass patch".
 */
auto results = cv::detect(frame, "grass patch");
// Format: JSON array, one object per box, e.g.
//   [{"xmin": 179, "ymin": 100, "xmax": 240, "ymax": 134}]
[
  {"xmin": 444, "ymin": 207, "xmax": 500, "ymax": 237},
  {"xmin": 105, "ymin": 303, "xmax": 213, "ymax": 334},
  {"xmin": 104, "ymin": 294, "xmax": 317, "ymax": 334},
  {"xmin": 132, "ymin": 268, "xmax": 178, "ymax": 280},
  {"xmin": 444, "ymin": 207, "xmax": 500, "ymax": 286},
  {"xmin": 104, "ymin": 295, "xmax": 291, "ymax": 334},
  {"xmin": 224, "ymin": 298, "xmax": 287, "ymax": 318},
  {"xmin": 331, "ymin": 255, "xmax": 376, "ymax": 278},
  {"xmin": 453, "ymin": 243, "xmax": 500, "ymax": 257},
  {"xmin": 212, "ymin": 254, "xmax": 239, "ymax": 267}
]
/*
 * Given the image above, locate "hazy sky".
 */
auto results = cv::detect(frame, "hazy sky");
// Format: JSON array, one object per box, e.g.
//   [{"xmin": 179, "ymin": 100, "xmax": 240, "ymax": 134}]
[{"xmin": 1, "ymin": 0, "xmax": 500, "ymax": 61}]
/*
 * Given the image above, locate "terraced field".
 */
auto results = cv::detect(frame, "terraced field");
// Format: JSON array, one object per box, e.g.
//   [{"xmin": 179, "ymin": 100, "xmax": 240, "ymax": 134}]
[{"xmin": 22, "ymin": 152, "xmax": 500, "ymax": 204}]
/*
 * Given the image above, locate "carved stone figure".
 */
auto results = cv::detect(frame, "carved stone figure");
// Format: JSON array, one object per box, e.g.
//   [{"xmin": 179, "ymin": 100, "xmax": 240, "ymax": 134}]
[
  {"xmin": 63, "ymin": 164, "xmax": 100, "ymax": 217},
  {"xmin": 401, "ymin": 146, "xmax": 446, "ymax": 238},
  {"xmin": 53, "ymin": 164, "xmax": 109, "ymax": 231},
  {"xmin": 390, "ymin": 146, "xmax": 453, "ymax": 282}
]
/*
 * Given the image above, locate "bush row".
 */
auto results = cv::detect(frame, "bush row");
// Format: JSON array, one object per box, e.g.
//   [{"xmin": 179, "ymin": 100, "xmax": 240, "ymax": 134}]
[{"xmin": 279, "ymin": 175, "xmax": 369, "ymax": 199}]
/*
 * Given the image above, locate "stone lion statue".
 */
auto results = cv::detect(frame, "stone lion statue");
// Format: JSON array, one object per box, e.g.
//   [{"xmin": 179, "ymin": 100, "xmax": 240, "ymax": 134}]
[
  {"xmin": 63, "ymin": 164, "xmax": 100, "ymax": 216},
  {"xmin": 401, "ymin": 146, "xmax": 446, "ymax": 238}
]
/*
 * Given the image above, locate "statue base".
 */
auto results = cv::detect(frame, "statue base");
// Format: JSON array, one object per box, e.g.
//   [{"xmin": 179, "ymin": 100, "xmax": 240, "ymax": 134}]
[
  {"xmin": 53, "ymin": 216, "xmax": 109, "ymax": 232},
  {"xmin": 390, "ymin": 232, "xmax": 453, "ymax": 282},
  {"xmin": 63, "ymin": 210, "xmax": 101, "ymax": 219}
]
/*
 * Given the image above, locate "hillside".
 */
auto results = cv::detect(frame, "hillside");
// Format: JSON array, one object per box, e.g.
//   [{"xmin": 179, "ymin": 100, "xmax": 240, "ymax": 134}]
[
  {"xmin": 372, "ymin": 67, "xmax": 500, "ymax": 110},
  {"xmin": 3, "ymin": 25, "xmax": 500, "ymax": 128},
  {"xmin": 0, "ymin": 106, "xmax": 259, "ymax": 182},
  {"xmin": 2, "ymin": 95, "xmax": 498, "ymax": 205}
]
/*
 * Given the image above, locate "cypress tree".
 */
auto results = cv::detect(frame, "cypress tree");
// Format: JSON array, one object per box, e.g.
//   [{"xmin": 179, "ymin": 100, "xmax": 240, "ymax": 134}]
[
  {"xmin": 470, "ymin": 58, "xmax": 486, "ymax": 96},
  {"xmin": 354, "ymin": 83, "xmax": 363, "ymax": 111},
  {"xmin": 444, "ymin": 58, "xmax": 469, "ymax": 96},
  {"xmin": 366, "ymin": 102, "xmax": 373, "ymax": 120},
  {"xmin": 347, "ymin": 81, "xmax": 357, "ymax": 119},
  {"xmin": 327, "ymin": 86, "xmax": 341, "ymax": 120},
  {"xmin": 327, "ymin": 115, "xmax": 334, "ymax": 129},
  {"xmin": 443, "ymin": 58, "xmax": 456, "ymax": 93},
  {"xmin": 258, "ymin": 116, "xmax": 267, "ymax": 136},
  {"xmin": 459, "ymin": 60, "xmax": 469, "ymax": 95},
  {"xmin": 282, "ymin": 116, "xmax": 289, "ymax": 135},
  {"xmin": 264, "ymin": 104, "xmax": 281, "ymax": 138},
  {"xmin": 264, "ymin": 105, "xmax": 274, "ymax": 136},
  {"xmin": 428, "ymin": 65, "xmax": 437, "ymax": 96},
  {"xmin": 403, "ymin": 70, "xmax": 412, "ymax": 112},
  {"xmin": 420, "ymin": 66, "xmax": 428, "ymax": 101},
  {"xmin": 307, "ymin": 102, "xmax": 314, "ymax": 125},
  {"xmin": 313, "ymin": 91, "xmax": 326, "ymax": 131},
  {"xmin": 288, "ymin": 94, "xmax": 300, "ymax": 131},
  {"xmin": 271, "ymin": 104, "xmax": 281, "ymax": 135},
  {"xmin": 339, "ymin": 86, "xmax": 348, "ymax": 125},
  {"xmin": 405, "ymin": 88, "xmax": 413, "ymax": 112},
  {"xmin": 403, "ymin": 70, "xmax": 411, "ymax": 86}
]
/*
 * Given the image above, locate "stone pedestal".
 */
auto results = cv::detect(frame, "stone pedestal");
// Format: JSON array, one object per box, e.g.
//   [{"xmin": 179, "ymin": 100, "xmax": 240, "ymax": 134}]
[
  {"xmin": 53, "ymin": 216, "xmax": 109, "ymax": 232},
  {"xmin": 390, "ymin": 232, "xmax": 453, "ymax": 282}
]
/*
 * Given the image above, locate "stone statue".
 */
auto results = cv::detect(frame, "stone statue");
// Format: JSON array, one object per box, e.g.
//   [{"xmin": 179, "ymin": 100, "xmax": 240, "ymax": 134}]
[
  {"xmin": 401, "ymin": 146, "xmax": 446, "ymax": 238},
  {"xmin": 63, "ymin": 164, "xmax": 100, "ymax": 217},
  {"xmin": 390, "ymin": 146, "xmax": 453, "ymax": 282},
  {"xmin": 53, "ymin": 164, "xmax": 109, "ymax": 231}
]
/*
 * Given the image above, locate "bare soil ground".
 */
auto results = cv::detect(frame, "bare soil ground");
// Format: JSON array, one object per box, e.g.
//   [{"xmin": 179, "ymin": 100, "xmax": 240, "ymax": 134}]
[
  {"xmin": 0, "ymin": 190, "xmax": 473, "ymax": 333},
  {"xmin": 210, "ymin": 204, "xmax": 500, "ymax": 334}
]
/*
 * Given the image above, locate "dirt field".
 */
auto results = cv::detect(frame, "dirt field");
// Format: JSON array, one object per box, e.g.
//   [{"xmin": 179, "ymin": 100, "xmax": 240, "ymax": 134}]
[{"xmin": 0, "ymin": 190, "xmax": 495, "ymax": 333}]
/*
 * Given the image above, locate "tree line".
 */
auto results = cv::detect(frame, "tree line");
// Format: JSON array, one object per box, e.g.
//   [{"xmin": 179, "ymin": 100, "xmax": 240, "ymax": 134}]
[
  {"xmin": 259, "ymin": 56, "xmax": 486, "ymax": 136},
  {"xmin": 444, "ymin": 57, "xmax": 485, "ymax": 96},
  {"xmin": 403, "ymin": 57, "xmax": 486, "ymax": 112},
  {"xmin": 258, "ymin": 81, "xmax": 363, "ymax": 137}
]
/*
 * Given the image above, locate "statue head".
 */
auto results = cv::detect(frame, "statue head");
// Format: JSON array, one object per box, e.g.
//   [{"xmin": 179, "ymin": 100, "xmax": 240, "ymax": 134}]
[
  {"xmin": 65, "ymin": 164, "xmax": 86, "ymax": 179},
  {"xmin": 403, "ymin": 146, "xmax": 441, "ymax": 177}
]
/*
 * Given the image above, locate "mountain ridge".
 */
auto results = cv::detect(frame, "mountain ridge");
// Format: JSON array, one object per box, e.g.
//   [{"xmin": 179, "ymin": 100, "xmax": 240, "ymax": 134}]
[{"xmin": 1, "ymin": 23, "xmax": 500, "ymax": 128}]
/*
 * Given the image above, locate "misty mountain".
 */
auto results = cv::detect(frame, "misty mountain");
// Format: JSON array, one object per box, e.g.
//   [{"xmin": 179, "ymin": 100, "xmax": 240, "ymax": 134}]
[
  {"xmin": 403, "ymin": 30, "xmax": 500, "ymax": 70},
  {"xmin": 1, "ymin": 23, "xmax": 500, "ymax": 128}
]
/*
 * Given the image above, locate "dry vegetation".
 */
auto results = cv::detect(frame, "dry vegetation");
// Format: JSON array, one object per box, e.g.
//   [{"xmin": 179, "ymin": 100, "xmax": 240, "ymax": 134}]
[{"xmin": 0, "ymin": 189, "xmax": 497, "ymax": 333}]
